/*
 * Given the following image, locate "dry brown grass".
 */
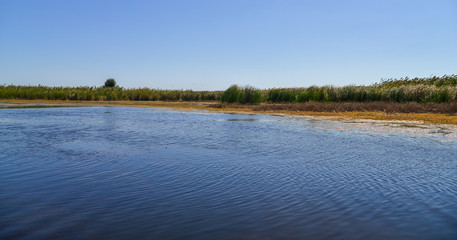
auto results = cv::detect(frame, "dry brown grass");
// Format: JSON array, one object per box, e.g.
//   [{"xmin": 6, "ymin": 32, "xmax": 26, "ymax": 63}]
[
  {"xmin": 249, "ymin": 102, "xmax": 457, "ymax": 115},
  {"xmin": 211, "ymin": 102, "xmax": 457, "ymax": 124}
]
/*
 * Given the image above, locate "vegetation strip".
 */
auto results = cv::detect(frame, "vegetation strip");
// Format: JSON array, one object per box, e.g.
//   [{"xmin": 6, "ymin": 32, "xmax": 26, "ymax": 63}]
[
  {"xmin": 2, "ymin": 75, "xmax": 456, "ymax": 124},
  {"xmin": 2, "ymin": 75, "xmax": 457, "ymax": 103}
]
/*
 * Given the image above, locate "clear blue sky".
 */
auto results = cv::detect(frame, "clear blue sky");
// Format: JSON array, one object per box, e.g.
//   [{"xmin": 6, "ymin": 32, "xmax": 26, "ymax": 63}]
[{"xmin": 1, "ymin": 0, "xmax": 456, "ymax": 90}]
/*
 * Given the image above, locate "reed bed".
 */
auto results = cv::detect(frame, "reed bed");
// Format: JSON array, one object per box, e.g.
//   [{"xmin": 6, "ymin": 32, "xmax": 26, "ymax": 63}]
[
  {"xmin": 264, "ymin": 75, "xmax": 457, "ymax": 103},
  {"xmin": 220, "ymin": 85, "xmax": 262, "ymax": 104},
  {"xmin": 2, "ymin": 75, "xmax": 456, "ymax": 105},
  {"xmin": 0, "ymin": 86, "xmax": 222, "ymax": 101}
]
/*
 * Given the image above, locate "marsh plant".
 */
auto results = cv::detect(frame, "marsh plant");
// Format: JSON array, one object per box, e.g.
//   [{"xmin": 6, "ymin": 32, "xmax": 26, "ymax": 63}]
[
  {"xmin": 1, "ymin": 75, "xmax": 456, "ymax": 104},
  {"xmin": 220, "ymin": 85, "xmax": 262, "ymax": 104},
  {"xmin": 263, "ymin": 75, "xmax": 457, "ymax": 104},
  {"xmin": 0, "ymin": 85, "xmax": 222, "ymax": 101}
]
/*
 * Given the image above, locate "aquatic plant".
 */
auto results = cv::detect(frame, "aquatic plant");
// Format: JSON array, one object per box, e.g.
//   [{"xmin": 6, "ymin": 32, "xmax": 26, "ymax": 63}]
[
  {"xmin": 220, "ymin": 85, "xmax": 262, "ymax": 104},
  {"xmin": 378, "ymin": 75, "xmax": 457, "ymax": 88},
  {"xmin": 267, "ymin": 88, "xmax": 301, "ymax": 102},
  {"xmin": 220, "ymin": 85, "xmax": 241, "ymax": 103},
  {"xmin": 1, "ymin": 75, "xmax": 456, "ymax": 104},
  {"xmin": 0, "ymin": 85, "xmax": 222, "ymax": 101},
  {"xmin": 241, "ymin": 86, "xmax": 263, "ymax": 104},
  {"xmin": 263, "ymin": 76, "xmax": 457, "ymax": 104}
]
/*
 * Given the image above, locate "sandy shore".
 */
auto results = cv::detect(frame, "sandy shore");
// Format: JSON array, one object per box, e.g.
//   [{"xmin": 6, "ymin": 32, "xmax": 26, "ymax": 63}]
[{"xmin": 2, "ymin": 99, "xmax": 457, "ymax": 125}]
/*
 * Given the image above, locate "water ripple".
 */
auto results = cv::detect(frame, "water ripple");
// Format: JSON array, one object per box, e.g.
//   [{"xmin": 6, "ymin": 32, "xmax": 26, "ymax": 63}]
[{"xmin": 1, "ymin": 107, "xmax": 456, "ymax": 239}]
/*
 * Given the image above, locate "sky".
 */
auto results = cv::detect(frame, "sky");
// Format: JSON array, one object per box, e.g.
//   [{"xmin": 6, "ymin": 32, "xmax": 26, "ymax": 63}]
[{"xmin": 0, "ymin": 0, "xmax": 456, "ymax": 90}]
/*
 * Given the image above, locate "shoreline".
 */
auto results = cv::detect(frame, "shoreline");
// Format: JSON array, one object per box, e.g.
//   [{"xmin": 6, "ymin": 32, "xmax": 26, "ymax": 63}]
[{"xmin": 2, "ymin": 99, "xmax": 457, "ymax": 125}]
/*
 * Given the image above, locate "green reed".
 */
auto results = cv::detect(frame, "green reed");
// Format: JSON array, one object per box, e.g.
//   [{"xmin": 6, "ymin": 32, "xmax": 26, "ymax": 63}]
[
  {"xmin": 0, "ymin": 85, "xmax": 222, "ymax": 101},
  {"xmin": 220, "ymin": 85, "xmax": 263, "ymax": 104},
  {"xmin": 263, "ymin": 75, "xmax": 457, "ymax": 103},
  {"xmin": 1, "ymin": 75, "xmax": 456, "ymax": 104}
]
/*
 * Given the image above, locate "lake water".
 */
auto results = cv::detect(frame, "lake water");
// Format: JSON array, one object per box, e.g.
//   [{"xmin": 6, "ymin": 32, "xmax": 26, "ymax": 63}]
[{"xmin": 1, "ymin": 107, "xmax": 456, "ymax": 239}]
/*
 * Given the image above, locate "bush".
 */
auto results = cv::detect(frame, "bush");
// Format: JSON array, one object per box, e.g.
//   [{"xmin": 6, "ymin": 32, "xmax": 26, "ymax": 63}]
[
  {"xmin": 267, "ymin": 89, "xmax": 297, "ymax": 102},
  {"xmin": 221, "ymin": 85, "xmax": 241, "ymax": 103},
  {"xmin": 220, "ymin": 85, "xmax": 262, "ymax": 104},
  {"xmin": 104, "ymin": 78, "xmax": 117, "ymax": 88},
  {"xmin": 242, "ymin": 86, "xmax": 262, "ymax": 104}
]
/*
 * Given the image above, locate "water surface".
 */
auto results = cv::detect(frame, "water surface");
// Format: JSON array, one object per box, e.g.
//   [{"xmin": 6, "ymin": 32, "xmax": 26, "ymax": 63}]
[{"xmin": 1, "ymin": 107, "xmax": 456, "ymax": 239}]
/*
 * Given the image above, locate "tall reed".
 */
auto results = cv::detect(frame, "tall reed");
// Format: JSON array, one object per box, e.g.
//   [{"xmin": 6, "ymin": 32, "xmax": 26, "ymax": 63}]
[
  {"xmin": 0, "ymin": 85, "xmax": 222, "ymax": 101},
  {"xmin": 220, "ymin": 85, "xmax": 262, "ymax": 104},
  {"xmin": 2, "ymin": 75, "xmax": 456, "ymax": 104}
]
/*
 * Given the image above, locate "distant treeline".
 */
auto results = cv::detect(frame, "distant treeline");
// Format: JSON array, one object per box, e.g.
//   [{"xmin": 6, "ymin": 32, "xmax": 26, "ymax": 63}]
[{"xmin": 1, "ymin": 75, "xmax": 456, "ymax": 104}]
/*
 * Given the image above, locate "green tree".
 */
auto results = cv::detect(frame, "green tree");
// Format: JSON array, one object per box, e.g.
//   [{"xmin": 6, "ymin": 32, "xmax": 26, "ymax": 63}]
[{"xmin": 104, "ymin": 78, "xmax": 117, "ymax": 88}]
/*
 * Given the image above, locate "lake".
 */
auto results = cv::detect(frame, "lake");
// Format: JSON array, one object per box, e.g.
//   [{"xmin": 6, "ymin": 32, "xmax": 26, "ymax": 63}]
[{"xmin": 1, "ymin": 107, "xmax": 456, "ymax": 239}]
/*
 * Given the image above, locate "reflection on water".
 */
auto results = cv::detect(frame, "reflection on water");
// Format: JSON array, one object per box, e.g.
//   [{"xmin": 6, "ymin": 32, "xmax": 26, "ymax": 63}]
[
  {"xmin": 226, "ymin": 118, "xmax": 259, "ymax": 122},
  {"xmin": 0, "ymin": 107, "xmax": 456, "ymax": 240}
]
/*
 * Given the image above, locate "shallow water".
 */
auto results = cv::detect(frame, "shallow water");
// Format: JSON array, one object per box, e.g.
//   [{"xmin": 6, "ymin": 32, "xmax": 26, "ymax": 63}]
[{"xmin": 1, "ymin": 107, "xmax": 456, "ymax": 239}]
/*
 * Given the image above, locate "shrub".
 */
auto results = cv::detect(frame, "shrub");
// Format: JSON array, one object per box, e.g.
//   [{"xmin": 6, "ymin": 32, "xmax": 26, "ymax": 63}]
[
  {"xmin": 104, "ymin": 78, "xmax": 117, "ymax": 88},
  {"xmin": 221, "ymin": 85, "xmax": 241, "ymax": 103},
  {"xmin": 242, "ymin": 86, "xmax": 262, "ymax": 104},
  {"xmin": 267, "ymin": 89, "xmax": 297, "ymax": 102},
  {"xmin": 220, "ymin": 85, "xmax": 262, "ymax": 104}
]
